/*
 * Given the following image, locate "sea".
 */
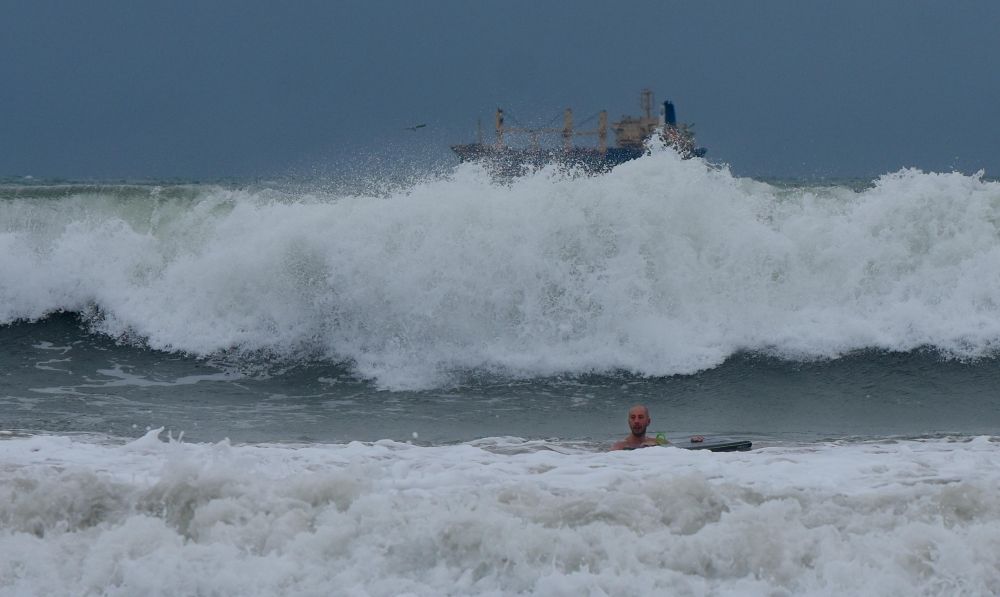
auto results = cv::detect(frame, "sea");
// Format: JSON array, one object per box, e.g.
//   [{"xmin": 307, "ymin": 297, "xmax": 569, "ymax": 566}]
[{"xmin": 2, "ymin": 147, "xmax": 1000, "ymax": 596}]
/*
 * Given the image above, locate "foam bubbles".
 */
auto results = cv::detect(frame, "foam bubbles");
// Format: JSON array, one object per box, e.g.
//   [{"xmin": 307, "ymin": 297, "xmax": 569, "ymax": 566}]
[
  {"xmin": 2, "ymin": 161, "xmax": 1000, "ymax": 389},
  {"xmin": 0, "ymin": 433, "xmax": 999, "ymax": 595}
]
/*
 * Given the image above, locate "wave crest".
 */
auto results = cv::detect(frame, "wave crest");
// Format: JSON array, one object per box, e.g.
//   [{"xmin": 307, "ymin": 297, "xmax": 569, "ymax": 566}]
[{"xmin": 2, "ymin": 157, "xmax": 999, "ymax": 388}]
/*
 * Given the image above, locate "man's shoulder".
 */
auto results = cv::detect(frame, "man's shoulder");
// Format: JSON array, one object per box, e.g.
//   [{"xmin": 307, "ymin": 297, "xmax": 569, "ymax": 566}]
[{"xmin": 611, "ymin": 437, "xmax": 660, "ymax": 451}]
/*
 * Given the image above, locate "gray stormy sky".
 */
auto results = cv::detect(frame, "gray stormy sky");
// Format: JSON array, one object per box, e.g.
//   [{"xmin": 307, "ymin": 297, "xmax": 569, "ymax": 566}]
[{"xmin": 1, "ymin": 0, "xmax": 997, "ymax": 181}]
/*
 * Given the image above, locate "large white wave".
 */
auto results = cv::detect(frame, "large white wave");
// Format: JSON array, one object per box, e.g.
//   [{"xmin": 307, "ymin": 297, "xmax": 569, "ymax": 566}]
[
  {"xmin": 0, "ymin": 431, "xmax": 998, "ymax": 596},
  {"xmin": 2, "ymin": 150, "xmax": 1000, "ymax": 388}
]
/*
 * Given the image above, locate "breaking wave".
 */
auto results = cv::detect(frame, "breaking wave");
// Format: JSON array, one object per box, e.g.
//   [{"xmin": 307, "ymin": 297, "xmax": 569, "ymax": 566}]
[{"xmin": 2, "ymin": 149, "xmax": 999, "ymax": 389}]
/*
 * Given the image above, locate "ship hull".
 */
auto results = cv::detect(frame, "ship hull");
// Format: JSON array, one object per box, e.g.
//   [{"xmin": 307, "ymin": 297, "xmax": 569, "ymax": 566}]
[
  {"xmin": 452, "ymin": 144, "xmax": 640, "ymax": 176},
  {"xmin": 451, "ymin": 143, "xmax": 706, "ymax": 178}
]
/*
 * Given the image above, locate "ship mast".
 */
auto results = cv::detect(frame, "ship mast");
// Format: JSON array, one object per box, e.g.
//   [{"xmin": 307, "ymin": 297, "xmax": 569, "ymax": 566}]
[
  {"xmin": 641, "ymin": 88, "xmax": 653, "ymax": 119},
  {"xmin": 495, "ymin": 108, "xmax": 505, "ymax": 148},
  {"xmin": 563, "ymin": 108, "xmax": 573, "ymax": 152},
  {"xmin": 598, "ymin": 111, "xmax": 607, "ymax": 153}
]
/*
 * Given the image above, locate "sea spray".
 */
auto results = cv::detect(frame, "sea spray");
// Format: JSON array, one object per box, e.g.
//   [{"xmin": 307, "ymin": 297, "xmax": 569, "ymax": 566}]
[{"xmin": 2, "ymin": 155, "xmax": 999, "ymax": 389}]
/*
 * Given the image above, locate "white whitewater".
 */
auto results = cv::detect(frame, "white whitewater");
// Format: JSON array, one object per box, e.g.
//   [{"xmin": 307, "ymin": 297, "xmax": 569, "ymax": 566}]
[
  {"xmin": 0, "ymin": 431, "xmax": 997, "ymax": 596},
  {"xmin": 2, "ymin": 149, "xmax": 999, "ymax": 389}
]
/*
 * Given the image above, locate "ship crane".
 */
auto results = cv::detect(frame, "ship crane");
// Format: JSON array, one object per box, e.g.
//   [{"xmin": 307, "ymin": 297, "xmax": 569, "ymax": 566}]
[
  {"xmin": 451, "ymin": 89, "xmax": 706, "ymax": 178},
  {"xmin": 493, "ymin": 108, "xmax": 608, "ymax": 153}
]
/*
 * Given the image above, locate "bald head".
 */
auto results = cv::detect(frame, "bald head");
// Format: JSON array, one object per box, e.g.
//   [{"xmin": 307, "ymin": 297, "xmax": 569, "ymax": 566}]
[{"xmin": 627, "ymin": 404, "xmax": 651, "ymax": 437}]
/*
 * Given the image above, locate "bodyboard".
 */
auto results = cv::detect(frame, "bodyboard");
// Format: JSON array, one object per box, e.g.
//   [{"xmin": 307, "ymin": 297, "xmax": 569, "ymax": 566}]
[{"xmin": 675, "ymin": 437, "xmax": 752, "ymax": 452}]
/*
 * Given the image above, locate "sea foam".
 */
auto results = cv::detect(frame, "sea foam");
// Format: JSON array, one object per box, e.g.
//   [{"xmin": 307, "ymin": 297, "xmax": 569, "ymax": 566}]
[
  {"xmin": 2, "ymin": 151, "xmax": 999, "ymax": 389},
  {"xmin": 0, "ymin": 431, "xmax": 998, "ymax": 596}
]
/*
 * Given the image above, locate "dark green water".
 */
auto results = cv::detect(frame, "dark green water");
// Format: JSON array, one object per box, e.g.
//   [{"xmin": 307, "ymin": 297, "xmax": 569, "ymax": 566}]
[{"xmin": 4, "ymin": 314, "xmax": 998, "ymax": 446}]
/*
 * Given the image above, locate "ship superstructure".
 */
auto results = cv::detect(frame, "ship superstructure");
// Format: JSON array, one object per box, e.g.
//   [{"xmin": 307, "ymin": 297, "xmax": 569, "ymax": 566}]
[{"xmin": 452, "ymin": 89, "xmax": 705, "ymax": 177}]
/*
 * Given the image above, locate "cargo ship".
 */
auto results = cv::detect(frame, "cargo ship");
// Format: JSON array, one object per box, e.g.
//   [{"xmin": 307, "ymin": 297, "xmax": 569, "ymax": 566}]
[{"xmin": 452, "ymin": 89, "xmax": 706, "ymax": 177}]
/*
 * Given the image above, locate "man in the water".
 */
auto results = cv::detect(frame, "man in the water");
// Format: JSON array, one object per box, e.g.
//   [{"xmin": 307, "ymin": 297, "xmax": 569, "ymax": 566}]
[{"xmin": 611, "ymin": 404, "xmax": 703, "ymax": 450}]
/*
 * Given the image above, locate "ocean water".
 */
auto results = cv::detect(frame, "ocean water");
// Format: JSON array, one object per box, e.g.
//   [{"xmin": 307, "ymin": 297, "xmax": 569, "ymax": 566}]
[{"xmin": 2, "ymin": 148, "xmax": 1000, "ymax": 595}]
